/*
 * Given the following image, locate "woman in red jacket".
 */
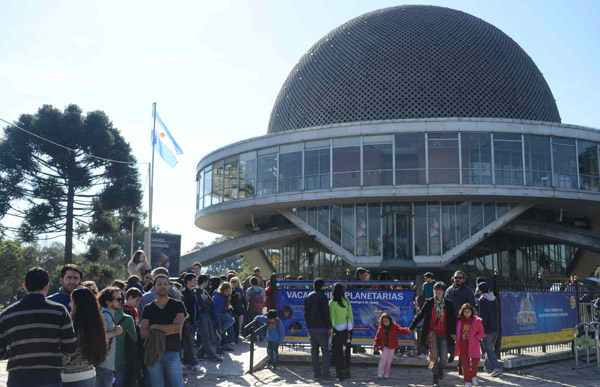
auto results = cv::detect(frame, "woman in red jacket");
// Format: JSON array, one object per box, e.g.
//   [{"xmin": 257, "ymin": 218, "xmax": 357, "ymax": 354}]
[
  {"xmin": 373, "ymin": 313, "xmax": 410, "ymax": 379},
  {"xmin": 455, "ymin": 304, "xmax": 485, "ymax": 387}
]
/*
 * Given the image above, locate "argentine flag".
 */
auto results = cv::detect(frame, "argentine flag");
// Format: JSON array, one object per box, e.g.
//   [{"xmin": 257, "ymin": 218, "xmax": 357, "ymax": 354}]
[{"xmin": 152, "ymin": 107, "xmax": 183, "ymax": 167}]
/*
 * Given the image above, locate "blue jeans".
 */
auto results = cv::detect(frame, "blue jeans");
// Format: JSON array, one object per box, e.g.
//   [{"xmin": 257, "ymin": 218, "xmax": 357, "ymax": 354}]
[
  {"xmin": 145, "ymin": 351, "xmax": 184, "ymax": 387},
  {"xmin": 431, "ymin": 334, "xmax": 448, "ymax": 377},
  {"xmin": 8, "ymin": 378, "xmax": 62, "ymax": 387},
  {"xmin": 94, "ymin": 367, "xmax": 113, "ymax": 387},
  {"xmin": 217, "ymin": 313, "xmax": 235, "ymax": 350},
  {"xmin": 114, "ymin": 364, "xmax": 127, "ymax": 387},
  {"xmin": 267, "ymin": 341, "xmax": 279, "ymax": 365},
  {"xmin": 481, "ymin": 332, "xmax": 501, "ymax": 371},
  {"xmin": 183, "ymin": 325, "xmax": 199, "ymax": 365},
  {"xmin": 64, "ymin": 378, "xmax": 95, "ymax": 387},
  {"xmin": 197, "ymin": 314, "xmax": 218, "ymax": 359},
  {"xmin": 309, "ymin": 331, "xmax": 331, "ymax": 377}
]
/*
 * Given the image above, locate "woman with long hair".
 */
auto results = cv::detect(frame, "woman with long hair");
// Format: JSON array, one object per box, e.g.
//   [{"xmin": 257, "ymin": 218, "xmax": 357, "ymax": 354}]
[
  {"xmin": 214, "ymin": 281, "xmax": 235, "ymax": 352},
  {"xmin": 127, "ymin": 249, "xmax": 152, "ymax": 278},
  {"xmin": 61, "ymin": 287, "xmax": 108, "ymax": 386},
  {"xmin": 328, "ymin": 283, "xmax": 354, "ymax": 381},
  {"xmin": 230, "ymin": 277, "xmax": 245, "ymax": 344}
]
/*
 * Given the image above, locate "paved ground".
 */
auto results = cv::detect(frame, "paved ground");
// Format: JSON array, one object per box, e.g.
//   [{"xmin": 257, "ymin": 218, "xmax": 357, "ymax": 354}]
[
  {"xmin": 182, "ymin": 360, "xmax": 599, "ymax": 386},
  {"xmin": 2, "ymin": 345, "xmax": 598, "ymax": 386}
]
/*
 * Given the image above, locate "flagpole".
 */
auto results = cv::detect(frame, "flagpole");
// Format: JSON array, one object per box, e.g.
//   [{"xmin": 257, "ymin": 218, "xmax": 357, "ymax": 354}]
[{"xmin": 148, "ymin": 102, "xmax": 156, "ymax": 267}]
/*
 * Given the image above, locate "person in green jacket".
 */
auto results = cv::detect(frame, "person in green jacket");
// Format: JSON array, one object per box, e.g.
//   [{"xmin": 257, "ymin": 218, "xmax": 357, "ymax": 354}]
[
  {"xmin": 113, "ymin": 300, "xmax": 137, "ymax": 387},
  {"xmin": 329, "ymin": 283, "xmax": 354, "ymax": 381}
]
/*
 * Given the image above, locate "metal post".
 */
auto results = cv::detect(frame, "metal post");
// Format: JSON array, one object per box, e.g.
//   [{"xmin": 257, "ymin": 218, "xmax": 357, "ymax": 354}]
[
  {"xmin": 270, "ymin": 273, "xmax": 278, "ymax": 310},
  {"xmin": 574, "ymin": 274, "xmax": 580, "ymax": 323},
  {"xmin": 493, "ymin": 269, "xmax": 502, "ymax": 359},
  {"xmin": 249, "ymin": 324, "xmax": 255, "ymax": 374}
]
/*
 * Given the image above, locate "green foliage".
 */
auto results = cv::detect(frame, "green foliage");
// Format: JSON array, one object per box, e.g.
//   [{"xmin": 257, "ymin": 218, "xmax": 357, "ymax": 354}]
[
  {"xmin": 0, "ymin": 104, "xmax": 143, "ymax": 263},
  {"xmin": 0, "ymin": 237, "xmax": 27, "ymax": 305},
  {"xmin": 193, "ymin": 236, "xmax": 253, "ymax": 279}
]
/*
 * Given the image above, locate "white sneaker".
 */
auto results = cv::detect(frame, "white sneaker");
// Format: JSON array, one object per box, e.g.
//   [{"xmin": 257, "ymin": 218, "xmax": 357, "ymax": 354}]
[
  {"xmin": 465, "ymin": 383, "xmax": 472, "ymax": 387},
  {"xmin": 383, "ymin": 374, "xmax": 389, "ymax": 379},
  {"xmin": 472, "ymin": 377, "xmax": 479, "ymax": 386},
  {"xmin": 377, "ymin": 374, "xmax": 383, "ymax": 379},
  {"xmin": 191, "ymin": 364, "xmax": 204, "ymax": 372},
  {"xmin": 418, "ymin": 353, "xmax": 427, "ymax": 359},
  {"xmin": 491, "ymin": 369, "xmax": 503, "ymax": 377}
]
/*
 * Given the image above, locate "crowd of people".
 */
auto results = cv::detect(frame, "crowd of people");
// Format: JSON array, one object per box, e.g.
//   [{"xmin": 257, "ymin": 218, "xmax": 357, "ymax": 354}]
[
  {"xmin": 0, "ymin": 249, "xmax": 502, "ymax": 387},
  {"xmin": 303, "ymin": 269, "xmax": 502, "ymax": 387}
]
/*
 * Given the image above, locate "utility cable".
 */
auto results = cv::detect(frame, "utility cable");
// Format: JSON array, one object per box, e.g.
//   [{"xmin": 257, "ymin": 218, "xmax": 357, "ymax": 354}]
[{"xmin": 0, "ymin": 116, "xmax": 149, "ymax": 166}]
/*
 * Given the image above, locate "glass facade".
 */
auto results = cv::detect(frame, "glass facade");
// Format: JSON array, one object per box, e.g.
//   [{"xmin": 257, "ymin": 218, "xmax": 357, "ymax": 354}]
[
  {"xmin": 332, "ymin": 137, "xmax": 360, "ymax": 188},
  {"xmin": 494, "ymin": 134, "xmax": 523, "ymax": 185},
  {"xmin": 552, "ymin": 138, "xmax": 578, "ymax": 189},
  {"xmin": 428, "ymin": 133, "xmax": 459, "ymax": 183},
  {"xmin": 295, "ymin": 200, "xmax": 512, "ymax": 259},
  {"xmin": 197, "ymin": 132, "xmax": 600, "ymax": 210}
]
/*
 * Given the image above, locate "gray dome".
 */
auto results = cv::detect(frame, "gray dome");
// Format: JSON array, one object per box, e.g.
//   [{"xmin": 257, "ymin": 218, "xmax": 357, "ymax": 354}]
[{"xmin": 267, "ymin": 6, "xmax": 560, "ymax": 134}]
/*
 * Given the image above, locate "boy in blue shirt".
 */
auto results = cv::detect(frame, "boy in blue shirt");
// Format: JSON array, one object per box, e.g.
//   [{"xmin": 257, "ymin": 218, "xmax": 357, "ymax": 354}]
[{"xmin": 256, "ymin": 309, "xmax": 286, "ymax": 369}]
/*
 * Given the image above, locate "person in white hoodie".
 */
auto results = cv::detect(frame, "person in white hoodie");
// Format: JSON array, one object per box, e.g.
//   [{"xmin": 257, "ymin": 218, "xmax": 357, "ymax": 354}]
[{"xmin": 476, "ymin": 282, "xmax": 503, "ymax": 377}]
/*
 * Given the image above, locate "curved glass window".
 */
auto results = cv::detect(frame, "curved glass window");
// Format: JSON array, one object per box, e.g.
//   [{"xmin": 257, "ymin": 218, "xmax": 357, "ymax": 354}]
[
  {"xmin": 457, "ymin": 202, "xmax": 469, "ymax": 244},
  {"xmin": 330, "ymin": 205, "xmax": 342, "ymax": 245},
  {"xmin": 257, "ymin": 147, "xmax": 278, "ymax": 196},
  {"xmin": 203, "ymin": 165, "xmax": 212, "ymax": 208},
  {"xmin": 307, "ymin": 206, "xmax": 318, "ymax": 229},
  {"xmin": 414, "ymin": 202, "xmax": 427, "ymax": 255},
  {"xmin": 223, "ymin": 156, "xmax": 238, "ymax": 201},
  {"xmin": 442, "ymin": 203, "xmax": 456, "ymax": 253},
  {"xmin": 462, "ymin": 133, "xmax": 492, "ymax": 184},
  {"xmin": 304, "ymin": 140, "xmax": 330, "ymax": 190},
  {"xmin": 428, "ymin": 203, "xmax": 441, "ymax": 255},
  {"xmin": 395, "ymin": 134, "xmax": 426, "ymax": 184},
  {"xmin": 341, "ymin": 204, "xmax": 355, "ymax": 253},
  {"xmin": 196, "ymin": 170, "xmax": 203, "ymax": 211},
  {"xmin": 239, "ymin": 151, "xmax": 256, "ymax": 198},
  {"xmin": 524, "ymin": 135, "xmax": 551, "ymax": 187},
  {"xmin": 356, "ymin": 205, "xmax": 368, "ymax": 256},
  {"xmin": 363, "ymin": 135, "xmax": 393, "ymax": 186},
  {"xmin": 333, "ymin": 137, "xmax": 360, "ymax": 187},
  {"xmin": 552, "ymin": 137, "xmax": 578, "ymax": 189},
  {"xmin": 318, "ymin": 205, "xmax": 330, "ymax": 237},
  {"xmin": 494, "ymin": 134, "xmax": 523, "ymax": 185},
  {"xmin": 279, "ymin": 143, "xmax": 303, "ymax": 193},
  {"xmin": 470, "ymin": 202, "xmax": 483, "ymax": 235},
  {"xmin": 212, "ymin": 160, "xmax": 224, "ymax": 204},
  {"xmin": 428, "ymin": 133, "xmax": 459, "ymax": 184},
  {"xmin": 368, "ymin": 203, "xmax": 381, "ymax": 256},
  {"xmin": 577, "ymin": 140, "xmax": 599, "ymax": 191}
]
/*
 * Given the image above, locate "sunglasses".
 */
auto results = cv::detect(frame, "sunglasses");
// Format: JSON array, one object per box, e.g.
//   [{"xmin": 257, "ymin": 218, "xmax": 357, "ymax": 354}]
[
  {"xmin": 113, "ymin": 297, "xmax": 124, "ymax": 302},
  {"xmin": 454, "ymin": 277, "xmax": 465, "ymax": 280}
]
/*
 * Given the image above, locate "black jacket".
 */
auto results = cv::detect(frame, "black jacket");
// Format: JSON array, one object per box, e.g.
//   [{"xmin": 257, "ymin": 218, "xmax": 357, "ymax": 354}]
[
  {"xmin": 304, "ymin": 289, "xmax": 332, "ymax": 330},
  {"xmin": 182, "ymin": 287, "xmax": 197, "ymax": 323},
  {"xmin": 476, "ymin": 294, "xmax": 499, "ymax": 333},
  {"xmin": 445, "ymin": 283, "xmax": 476, "ymax": 316},
  {"xmin": 196, "ymin": 288, "xmax": 214, "ymax": 315},
  {"xmin": 409, "ymin": 297, "xmax": 456, "ymax": 346}
]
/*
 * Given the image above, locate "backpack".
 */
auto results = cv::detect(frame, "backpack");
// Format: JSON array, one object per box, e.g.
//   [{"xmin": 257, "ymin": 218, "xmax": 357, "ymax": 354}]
[{"xmin": 250, "ymin": 287, "xmax": 265, "ymax": 314}]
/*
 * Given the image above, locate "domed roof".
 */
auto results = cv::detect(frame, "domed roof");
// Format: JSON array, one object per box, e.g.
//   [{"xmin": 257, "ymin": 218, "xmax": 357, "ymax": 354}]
[{"xmin": 267, "ymin": 6, "xmax": 560, "ymax": 133}]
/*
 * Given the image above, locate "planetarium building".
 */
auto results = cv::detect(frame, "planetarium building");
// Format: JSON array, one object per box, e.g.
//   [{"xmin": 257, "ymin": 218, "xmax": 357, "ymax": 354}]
[{"xmin": 187, "ymin": 6, "xmax": 600, "ymax": 281}]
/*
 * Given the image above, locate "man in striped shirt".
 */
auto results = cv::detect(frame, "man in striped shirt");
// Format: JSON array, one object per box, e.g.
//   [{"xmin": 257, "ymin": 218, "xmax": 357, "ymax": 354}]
[{"xmin": 0, "ymin": 267, "xmax": 78, "ymax": 387}]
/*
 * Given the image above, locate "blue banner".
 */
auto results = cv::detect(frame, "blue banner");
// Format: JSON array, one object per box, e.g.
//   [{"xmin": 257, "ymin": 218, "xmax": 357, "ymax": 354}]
[
  {"xmin": 500, "ymin": 291, "xmax": 577, "ymax": 349},
  {"xmin": 277, "ymin": 289, "xmax": 414, "ymax": 345}
]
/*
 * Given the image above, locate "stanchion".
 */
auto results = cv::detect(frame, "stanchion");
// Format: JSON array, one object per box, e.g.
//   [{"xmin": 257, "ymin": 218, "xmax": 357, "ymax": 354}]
[{"xmin": 573, "ymin": 322, "xmax": 598, "ymax": 370}]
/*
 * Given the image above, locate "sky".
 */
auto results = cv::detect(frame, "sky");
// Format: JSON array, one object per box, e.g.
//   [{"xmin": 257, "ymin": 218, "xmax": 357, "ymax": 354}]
[{"xmin": 0, "ymin": 0, "xmax": 599, "ymax": 254}]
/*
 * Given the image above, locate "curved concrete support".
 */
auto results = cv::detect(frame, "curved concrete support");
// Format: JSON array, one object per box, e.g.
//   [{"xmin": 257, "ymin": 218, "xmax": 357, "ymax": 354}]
[
  {"xmin": 501, "ymin": 220, "xmax": 600, "ymax": 254},
  {"xmin": 180, "ymin": 226, "xmax": 305, "ymax": 271}
]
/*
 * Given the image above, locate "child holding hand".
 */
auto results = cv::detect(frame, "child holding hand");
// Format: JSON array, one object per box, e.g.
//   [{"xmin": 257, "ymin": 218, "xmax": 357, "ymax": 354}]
[
  {"xmin": 455, "ymin": 304, "xmax": 485, "ymax": 386},
  {"xmin": 373, "ymin": 313, "xmax": 411, "ymax": 379}
]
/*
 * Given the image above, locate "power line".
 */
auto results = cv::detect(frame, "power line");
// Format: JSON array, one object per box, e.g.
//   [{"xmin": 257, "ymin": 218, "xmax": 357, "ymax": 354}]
[{"xmin": 0, "ymin": 116, "xmax": 149, "ymax": 166}]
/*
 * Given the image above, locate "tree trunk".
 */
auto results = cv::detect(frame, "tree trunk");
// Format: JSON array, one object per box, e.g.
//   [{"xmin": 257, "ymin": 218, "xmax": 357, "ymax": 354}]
[{"xmin": 64, "ymin": 183, "xmax": 75, "ymax": 264}]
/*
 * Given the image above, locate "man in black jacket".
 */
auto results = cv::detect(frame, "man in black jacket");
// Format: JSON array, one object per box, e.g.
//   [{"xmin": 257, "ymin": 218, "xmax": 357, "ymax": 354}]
[
  {"xmin": 410, "ymin": 281, "xmax": 456, "ymax": 387},
  {"xmin": 444, "ymin": 270, "xmax": 475, "ymax": 371},
  {"xmin": 304, "ymin": 278, "xmax": 332, "ymax": 380},
  {"xmin": 476, "ymin": 282, "xmax": 503, "ymax": 377}
]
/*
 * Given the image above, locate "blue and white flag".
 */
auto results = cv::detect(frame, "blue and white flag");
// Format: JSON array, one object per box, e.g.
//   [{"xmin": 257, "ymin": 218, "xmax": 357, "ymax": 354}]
[{"xmin": 152, "ymin": 106, "xmax": 183, "ymax": 167}]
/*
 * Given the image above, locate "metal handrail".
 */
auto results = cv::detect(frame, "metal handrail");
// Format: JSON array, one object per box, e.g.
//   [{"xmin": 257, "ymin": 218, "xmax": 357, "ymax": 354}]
[
  {"xmin": 573, "ymin": 322, "xmax": 599, "ymax": 370},
  {"xmin": 244, "ymin": 318, "xmax": 268, "ymax": 374}
]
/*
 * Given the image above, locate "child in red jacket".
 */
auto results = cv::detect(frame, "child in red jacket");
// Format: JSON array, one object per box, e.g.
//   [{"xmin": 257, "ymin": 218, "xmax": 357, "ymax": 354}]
[
  {"xmin": 373, "ymin": 312, "xmax": 411, "ymax": 379},
  {"xmin": 455, "ymin": 303, "xmax": 485, "ymax": 387}
]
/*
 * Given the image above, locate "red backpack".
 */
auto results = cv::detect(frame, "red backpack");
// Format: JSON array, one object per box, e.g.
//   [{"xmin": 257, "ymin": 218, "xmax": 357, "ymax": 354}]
[{"xmin": 249, "ymin": 287, "xmax": 265, "ymax": 314}]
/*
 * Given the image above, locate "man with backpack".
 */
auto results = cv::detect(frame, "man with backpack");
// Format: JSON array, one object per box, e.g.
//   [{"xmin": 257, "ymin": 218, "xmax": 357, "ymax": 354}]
[
  {"xmin": 114, "ymin": 289, "xmax": 138, "ymax": 387},
  {"xmin": 246, "ymin": 277, "xmax": 267, "ymax": 341},
  {"xmin": 97, "ymin": 287, "xmax": 125, "ymax": 387}
]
